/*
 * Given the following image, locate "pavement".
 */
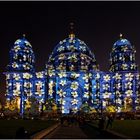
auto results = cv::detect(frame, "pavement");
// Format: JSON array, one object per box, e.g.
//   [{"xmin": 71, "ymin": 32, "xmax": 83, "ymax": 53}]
[
  {"xmin": 43, "ymin": 122, "xmax": 125, "ymax": 139},
  {"xmin": 44, "ymin": 124, "xmax": 88, "ymax": 139},
  {"xmin": 31, "ymin": 123, "xmax": 60, "ymax": 139}
]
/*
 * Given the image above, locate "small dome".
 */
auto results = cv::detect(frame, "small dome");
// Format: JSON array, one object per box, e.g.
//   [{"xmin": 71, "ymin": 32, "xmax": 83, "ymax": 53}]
[
  {"xmin": 14, "ymin": 37, "xmax": 32, "ymax": 48},
  {"xmin": 113, "ymin": 35, "xmax": 133, "ymax": 51},
  {"xmin": 114, "ymin": 39, "xmax": 132, "ymax": 47},
  {"xmin": 7, "ymin": 35, "xmax": 35, "ymax": 72},
  {"xmin": 114, "ymin": 39, "xmax": 131, "ymax": 46},
  {"xmin": 47, "ymin": 34, "xmax": 99, "ymax": 71},
  {"xmin": 110, "ymin": 34, "xmax": 137, "ymax": 72}
]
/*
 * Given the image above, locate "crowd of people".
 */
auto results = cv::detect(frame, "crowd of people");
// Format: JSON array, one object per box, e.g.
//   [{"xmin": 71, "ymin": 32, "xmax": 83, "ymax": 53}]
[
  {"xmin": 59, "ymin": 113, "xmax": 114, "ymax": 131},
  {"xmin": 98, "ymin": 113, "xmax": 114, "ymax": 132},
  {"xmin": 60, "ymin": 115, "xmax": 86, "ymax": 127}
]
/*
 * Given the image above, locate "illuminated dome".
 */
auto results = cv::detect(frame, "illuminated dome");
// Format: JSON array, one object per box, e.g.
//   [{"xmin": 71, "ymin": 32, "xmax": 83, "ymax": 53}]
[
  {"xmin": 7, "ymin": 35, "xmax": 35, "ymax": 72},
  {"xmin": 110, "ymin": 34, "xmax": 137, "ymax": 72},
  {"xmin": 47, "ymin": 34, "xmax": 99, "ymax": 71},
  {"xmin": 113, "ymin": 38, "xmax": 132, "ymax": 50}
]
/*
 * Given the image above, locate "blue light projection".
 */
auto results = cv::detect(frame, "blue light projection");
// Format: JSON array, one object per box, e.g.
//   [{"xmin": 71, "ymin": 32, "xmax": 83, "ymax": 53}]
[{"xmin": 4, "ymin": 33, "xmax": 140, "ymax": 116}]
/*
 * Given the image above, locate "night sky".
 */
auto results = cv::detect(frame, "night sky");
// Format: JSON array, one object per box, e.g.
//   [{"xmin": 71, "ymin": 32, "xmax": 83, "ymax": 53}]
[{"xmin": 0, "ymin": 1, "xmax": 140, "ymax": 101}]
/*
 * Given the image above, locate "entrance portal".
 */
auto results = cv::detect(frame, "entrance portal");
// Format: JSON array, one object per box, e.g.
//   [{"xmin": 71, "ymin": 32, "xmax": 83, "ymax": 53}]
[{"xmin": 61, "ymin": 85, "xmax": 83, "ymax": 114}]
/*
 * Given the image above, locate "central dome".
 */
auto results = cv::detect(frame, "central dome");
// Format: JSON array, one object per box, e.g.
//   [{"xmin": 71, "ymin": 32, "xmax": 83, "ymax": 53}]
[
  {"xmin": 47, "ymin": 34, "xmax": 99, "ymax": 71},
  {"xmin": 50, "ymin": 34, "xmax": 95, "ymax": 59}
]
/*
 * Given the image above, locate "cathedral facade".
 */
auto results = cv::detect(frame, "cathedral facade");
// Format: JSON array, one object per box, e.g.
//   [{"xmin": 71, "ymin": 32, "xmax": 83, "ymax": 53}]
[{"xmin": 4, "ymin": 33, "xmax": 140, "ymax": 115}]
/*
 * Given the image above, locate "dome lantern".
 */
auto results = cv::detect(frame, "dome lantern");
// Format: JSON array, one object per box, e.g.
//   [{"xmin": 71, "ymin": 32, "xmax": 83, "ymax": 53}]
[
  {"xmin": 68, "ymin": 22, "xmax": 76, "ymax": 39},
  {"xmin": 119, "ymin": 33, "xmax": 123, "ymax": 39}
]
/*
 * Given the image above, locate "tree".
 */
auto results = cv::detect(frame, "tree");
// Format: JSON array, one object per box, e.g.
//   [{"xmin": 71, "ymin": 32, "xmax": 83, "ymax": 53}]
[
  {"xmin": 44, "ymin": 98, "xmax": 56, "ymax": 112},
  {"xmin": 80, "ymin": 101, "xmax": 90, "ymax": 113},
  {"xmin": 106, "ymin": 105, "xmax": 116, "ymax": 113},
  {"xmin": 0, "ymin": 103, "xmax": 2, "ymax": 111},
  {"xmin": 28, "ymin": 96, "xmax": 39, "ymax": 117},
  {"xmin": 3, "ymin": 98, "xmax": 19, "ymax": 118},
  {"xmin": 89, "ymin": 106, "xmax": 97, "ymax": 114}
]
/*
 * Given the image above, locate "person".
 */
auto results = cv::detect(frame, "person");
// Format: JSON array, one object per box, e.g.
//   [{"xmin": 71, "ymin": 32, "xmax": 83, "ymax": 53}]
[
  {"xmin": 98, "ymin": 117, "xmax": 105, "ymax": 131},
  {"xmin": 60, "ymin": 116, "xmax": 64, "ymax": 125},
  {"xmin": 106, "ymin": 114, "xmax": 113, "ymax": 129}
]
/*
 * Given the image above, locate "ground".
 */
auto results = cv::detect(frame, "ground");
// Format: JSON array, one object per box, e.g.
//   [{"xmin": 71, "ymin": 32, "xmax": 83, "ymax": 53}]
[
  {"xmin": 0, "ymin": 119, "xmax": 58, "ymax": 138},
  {"xmin": 0, "ymin": 118, "xmax": 140, "ymax": 138}
]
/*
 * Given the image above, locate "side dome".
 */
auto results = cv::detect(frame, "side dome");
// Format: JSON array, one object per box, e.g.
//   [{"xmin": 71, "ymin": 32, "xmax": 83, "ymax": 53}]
[
  {"xmin": 110, "ymin": 34, "xmax": 137, "ymax": 72},
  {"xmin": 7, "ymin": 35, "xmax": 35, "ymax": 72},
  {"xmin": 113, "ymin": 38, "xmax": 132, "ymax": 51},
  {"xmin": 47, "ymin": 34, "xmax": 99, "ymax": 71}
]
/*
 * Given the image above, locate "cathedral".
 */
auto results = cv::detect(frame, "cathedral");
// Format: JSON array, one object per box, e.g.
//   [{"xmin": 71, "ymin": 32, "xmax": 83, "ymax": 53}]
[{"xmin": 4, "ymin": 32, "xmax": 140, "ymax": 115}]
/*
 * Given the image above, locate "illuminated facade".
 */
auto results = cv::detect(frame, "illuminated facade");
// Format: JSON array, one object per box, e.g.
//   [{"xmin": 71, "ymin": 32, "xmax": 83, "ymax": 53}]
[{"xmin": 4, "ymin": 33, "xmax": 140, "ymax": 115}]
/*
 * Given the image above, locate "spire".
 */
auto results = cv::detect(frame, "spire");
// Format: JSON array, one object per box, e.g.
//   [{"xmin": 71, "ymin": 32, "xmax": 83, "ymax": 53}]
[
  {"xmin": 69, "ymin": 22, "xmax": 75, "ymax": 38},
  {"xmin": 119, "ymin": 33, "xmax": 123, "ymax": 39},
  {"xmin": 23, "ymin": 34, "xmax": 26, "ymax": 39}
]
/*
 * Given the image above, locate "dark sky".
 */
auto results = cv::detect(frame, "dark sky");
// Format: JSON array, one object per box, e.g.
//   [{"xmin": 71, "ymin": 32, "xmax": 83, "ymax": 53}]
[{"xmin": 1, "ymin": 1, "xmax": 140, "ymax": 100}]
